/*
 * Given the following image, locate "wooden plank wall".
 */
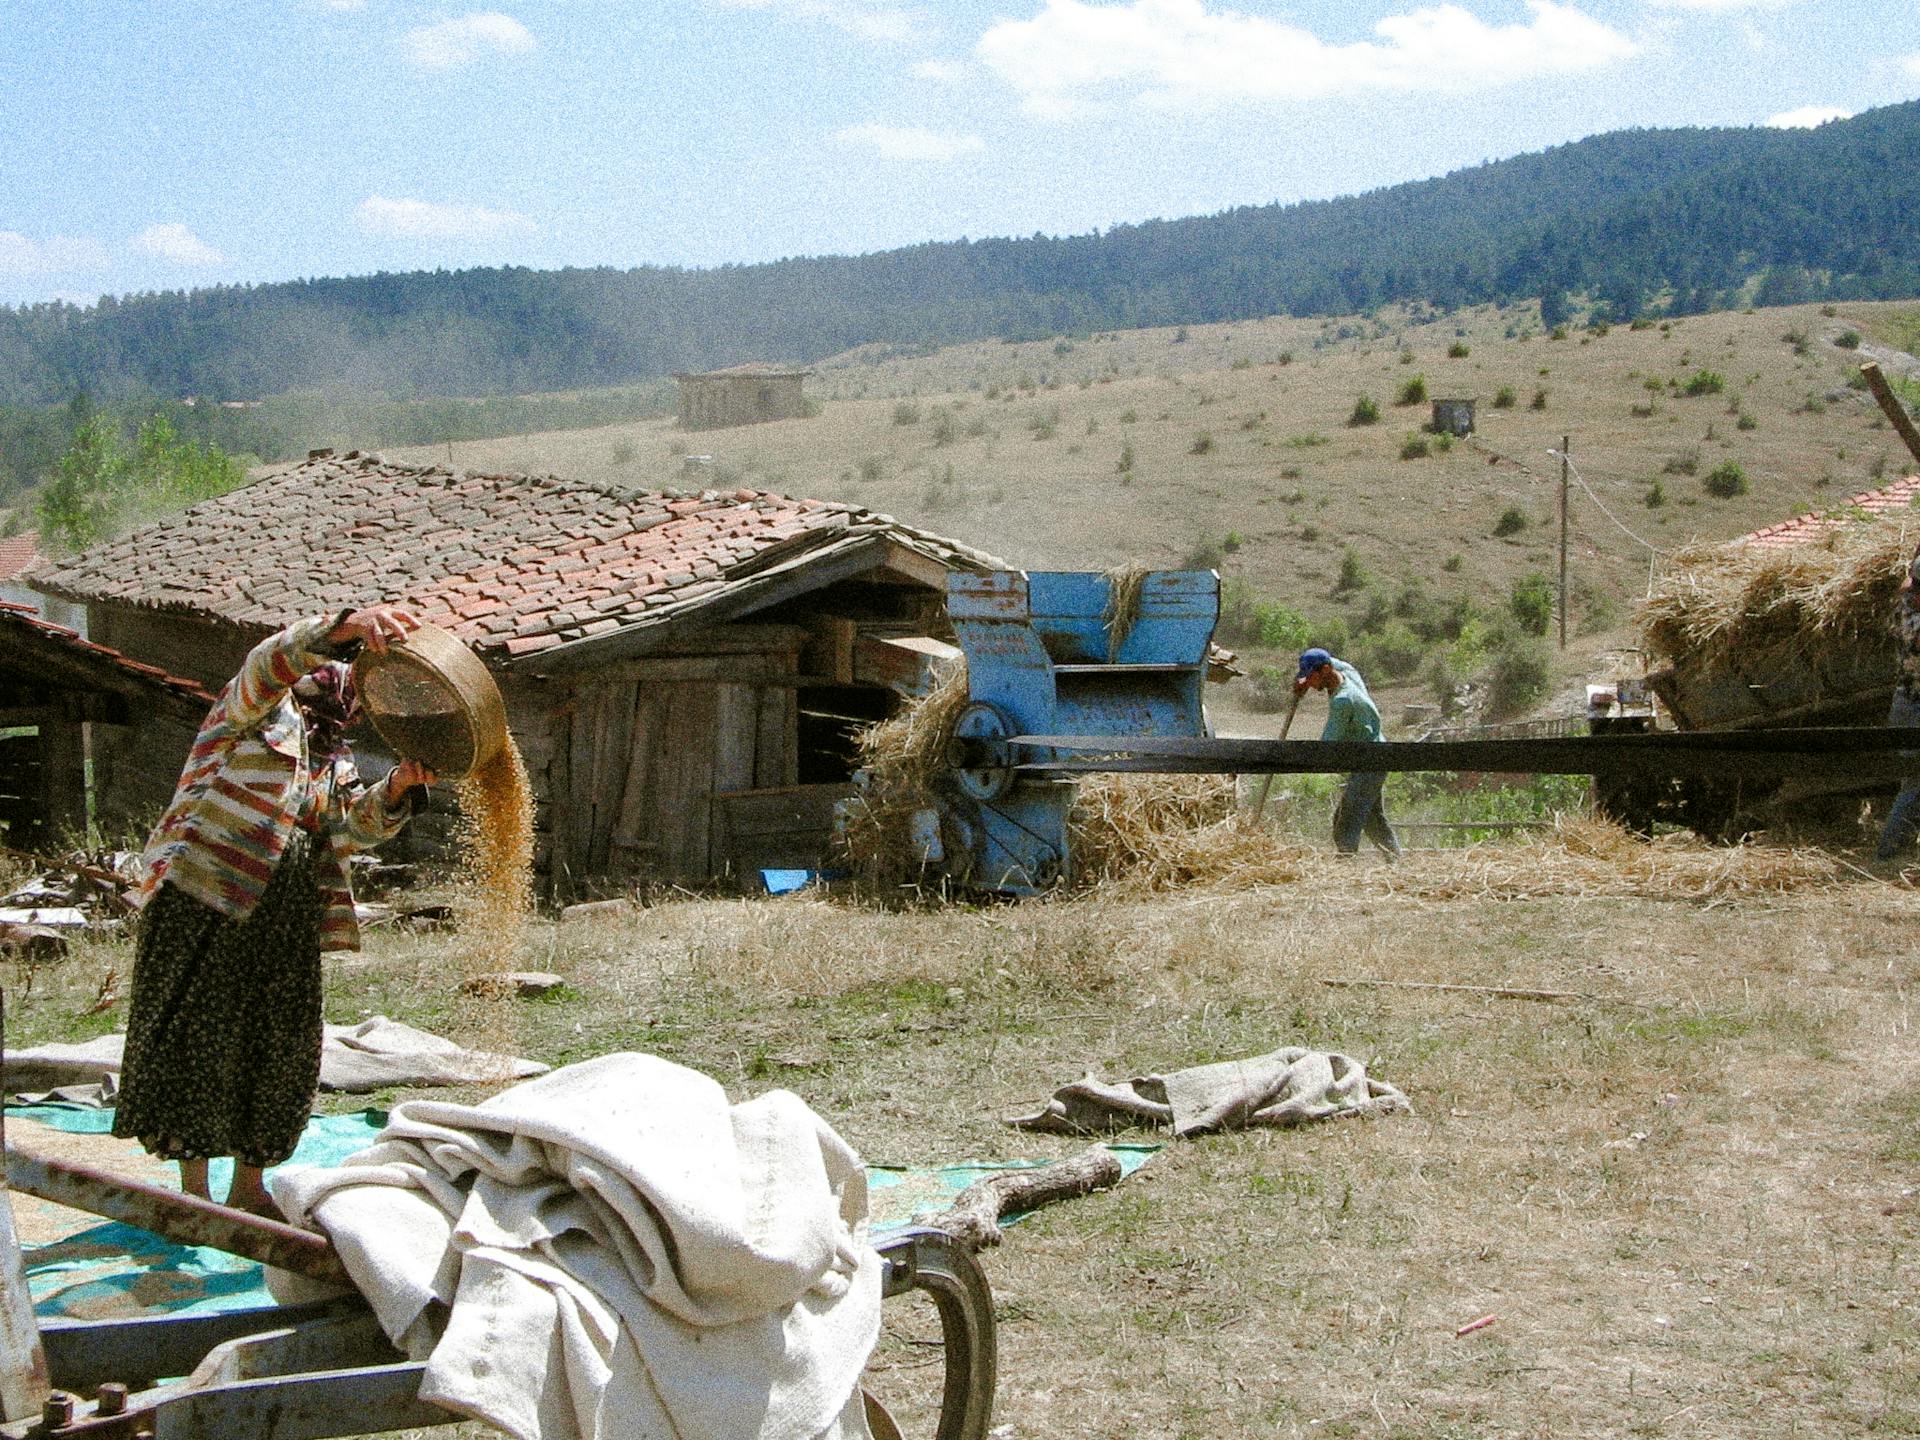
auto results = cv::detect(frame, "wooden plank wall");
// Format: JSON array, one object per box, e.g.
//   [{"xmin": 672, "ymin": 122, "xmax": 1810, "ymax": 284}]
[{"xmin": 535, "ymin": 641, "xmax": 806, "ymax": 895}]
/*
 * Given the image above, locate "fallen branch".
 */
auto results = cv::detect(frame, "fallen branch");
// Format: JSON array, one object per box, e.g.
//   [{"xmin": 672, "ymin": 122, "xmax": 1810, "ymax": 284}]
[
  {"xmin": 917, "ymin": 1144, "xmax": 1124, "ymax": 1250},
  {"xmin": 1318, "ymin": 978, "xmax": 1630, "ymax": 1005}
]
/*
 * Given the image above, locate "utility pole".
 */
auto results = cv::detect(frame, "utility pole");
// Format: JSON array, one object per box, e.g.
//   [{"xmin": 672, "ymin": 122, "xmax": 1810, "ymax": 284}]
[{"xmin": 1557, "ymin": 435, "xmax": 1570, "ymax": 650}]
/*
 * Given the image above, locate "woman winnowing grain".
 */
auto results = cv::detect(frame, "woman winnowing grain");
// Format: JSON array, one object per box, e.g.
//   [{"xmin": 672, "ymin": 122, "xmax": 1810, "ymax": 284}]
[{"xmin": 111, "ymin": 606, "xmax": 435, "ymax": 1216}]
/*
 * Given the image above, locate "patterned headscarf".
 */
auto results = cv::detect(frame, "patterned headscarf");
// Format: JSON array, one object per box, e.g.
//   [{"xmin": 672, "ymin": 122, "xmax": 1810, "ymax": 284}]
[{"xmin": 292, "ymin": 662, "xmax": 360, "ymax": 760}]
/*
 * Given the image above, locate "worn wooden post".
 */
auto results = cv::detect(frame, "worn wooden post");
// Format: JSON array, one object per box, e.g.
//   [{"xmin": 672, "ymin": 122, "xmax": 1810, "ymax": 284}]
[
  {"xmin": 1, "ymin": 991, "xmax": 52, "ymax": 1423},
  {"xmin": 1558, "ymin": 435, "xmax": 1570, "ymax": 650},
  {"xmin": 1861, "ymin": 362, "xmax": 1920, "ymax": 468}
]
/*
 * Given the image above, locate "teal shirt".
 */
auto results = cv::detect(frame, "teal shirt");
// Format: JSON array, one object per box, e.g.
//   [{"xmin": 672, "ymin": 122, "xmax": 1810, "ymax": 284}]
[{"xmin": 1320, "ymin": 659, "xmax": 1384, "ymax": 744}]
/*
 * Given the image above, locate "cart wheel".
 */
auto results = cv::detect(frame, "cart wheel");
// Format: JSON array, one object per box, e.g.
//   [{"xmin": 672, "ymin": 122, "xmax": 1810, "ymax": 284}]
[{"xmin": 864, "ymin": 1387, "xmax": 906, "ymax": 1440}]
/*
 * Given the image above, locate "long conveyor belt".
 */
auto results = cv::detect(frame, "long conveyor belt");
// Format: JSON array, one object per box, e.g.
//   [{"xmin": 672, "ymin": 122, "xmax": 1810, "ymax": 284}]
[{"xmin": 968, "ymin": 726, "xmax": 1920, "ymax": 781}]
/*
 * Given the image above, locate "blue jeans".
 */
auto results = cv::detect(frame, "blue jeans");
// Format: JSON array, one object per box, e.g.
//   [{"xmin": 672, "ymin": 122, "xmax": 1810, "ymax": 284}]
[
  {"xmin": 1334, "ymin": 772, "xmax": 1400, "ymax": 856},
  {"xmin": 1877, "ymin": 691, "xmax": 1920, "ymax": 860}
]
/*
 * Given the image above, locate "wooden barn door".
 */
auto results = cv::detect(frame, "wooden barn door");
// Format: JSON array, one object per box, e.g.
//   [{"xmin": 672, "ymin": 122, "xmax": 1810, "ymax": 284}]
[{"xmin": 548, "ymin": 678, "xmax": 796, "ymax": 893}]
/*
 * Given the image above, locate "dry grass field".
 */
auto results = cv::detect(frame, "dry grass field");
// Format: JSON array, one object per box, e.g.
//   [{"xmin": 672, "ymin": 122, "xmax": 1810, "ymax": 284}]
[
  {"xmin": 8, "ymin": 825, "xmax": 1918, "ymax": 1439},
  {"xmin": 384, "ymin": 297, "xmax": 1920, "ymax": 730},
  {"xmin": 22, "ymin": 301, "xmax": 1914, "ymax": 1435}
]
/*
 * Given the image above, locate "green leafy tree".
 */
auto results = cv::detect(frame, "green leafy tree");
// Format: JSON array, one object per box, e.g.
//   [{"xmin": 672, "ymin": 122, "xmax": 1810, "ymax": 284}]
[
  {"xmin": 39, "ymin": 410, "xmax": 247, "ymax": 552},
  {"xmin": 38, "ymin": 412, "xmax": 124, "ymax": 551}
]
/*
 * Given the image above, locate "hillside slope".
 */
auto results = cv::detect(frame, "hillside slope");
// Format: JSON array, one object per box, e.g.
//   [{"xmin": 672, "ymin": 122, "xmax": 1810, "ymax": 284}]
[{"xmin": 381, "ymin": 298, "xmax": 1920, "ymax": 721}]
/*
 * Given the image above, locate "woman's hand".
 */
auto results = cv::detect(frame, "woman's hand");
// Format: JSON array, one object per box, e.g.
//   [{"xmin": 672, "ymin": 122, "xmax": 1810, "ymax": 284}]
[
  {"xmin": 331, "ymin": 605, "xmax": 423, "ymax": 655},
  {"xmin": 385, "ymin": 760, "xmax": 438, "ymax": 806}
]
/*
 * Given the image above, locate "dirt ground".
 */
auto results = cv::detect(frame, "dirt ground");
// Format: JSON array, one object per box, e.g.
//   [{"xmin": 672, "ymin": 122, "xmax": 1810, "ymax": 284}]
[{"xmin": 6, "ymin": 833, "xmax": 1917, "ymax": 1438}]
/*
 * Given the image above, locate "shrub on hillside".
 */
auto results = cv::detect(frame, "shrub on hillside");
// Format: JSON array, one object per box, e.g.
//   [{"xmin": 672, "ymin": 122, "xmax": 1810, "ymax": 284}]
[
  {"xmin": 1335, "ymin": 547, "xmax": 1369, "ymax": 594},
  {"xmin": 1399, "ymin": 433, "xmax": 1430, "ymax": 460},
  {"xmin": 1509, "ymin": 573, "xmax": 1554, "ymax": 636},
  {"xmin": 1486, "ymin": 638, "xmax": 1551, "ymax": 718},
  {"xmin": 1353, "ymin": 621, "xmax": 1423, "ymax": 680},
  {"xmin": 1348, "ymin": 395, "xmax": 1381, "ymax": 426},
  {"xmin": 1448, "ymin": 341, "xmax": 1471, "ymax": 358},
  {"xmin": 893, "ymin": 400, "xmax": 921, "ymax": 425},
  {"xmin": 1492, "ymin": 386, "xmax": 1516, "ymax": 408},
  {"xmin": 1494, "ymin": 506, "xmax": 1528, "ymax": 537},
  {"xmin": 1682, "ymin": 369, "xmax": 1725, "ymax": 397},
  {"xmin": 1704, "ymin": 460, "xmax": 1748, "ymax": 498},
  {"xmin": 1396, "ymin": 375, "xmax": 1428, "ymax": 406}
]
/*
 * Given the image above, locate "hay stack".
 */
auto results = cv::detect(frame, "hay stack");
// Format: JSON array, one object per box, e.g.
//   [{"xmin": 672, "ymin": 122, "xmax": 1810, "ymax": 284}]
[
  {"xmin": 1639, "ymin": 515, "xmax": 1918, "ymax": 676},
  {"xmin": 839, "ymin": 664, "xmax": 1303, "ymax": 896}
]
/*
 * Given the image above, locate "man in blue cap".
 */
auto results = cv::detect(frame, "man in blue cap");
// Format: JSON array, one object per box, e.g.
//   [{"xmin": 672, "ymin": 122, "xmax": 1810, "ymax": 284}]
[{"xmin": 1294, "ymin": 647, "xmax": 1401, "ymax": 857}]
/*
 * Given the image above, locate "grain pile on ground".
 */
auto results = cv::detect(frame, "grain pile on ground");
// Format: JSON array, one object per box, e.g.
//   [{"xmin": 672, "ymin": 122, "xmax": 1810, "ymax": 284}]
[
  {"xmin": 450, "ymin": 736, "xmax": 535, "ymax": 1025},
  {"xmin": 1365, "ymin": 814, "xmax": 1844, "ymax": 902},
  {"xmin": 839, "ymin": 666, "xmax": 1305, "ymax": 894},
  {"xmin": 1639, "ymin": 515, "xmax": 1917, "ymax": 674}
]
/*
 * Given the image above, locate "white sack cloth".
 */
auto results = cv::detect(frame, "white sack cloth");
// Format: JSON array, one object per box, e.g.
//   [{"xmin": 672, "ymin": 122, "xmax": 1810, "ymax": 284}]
[
  {"xmin": 271, "ymin": 1052, "xmax": 881, "ymax": 1440},
  {"xmin": 1009, "ymin": 1045, "xmax": 1410, "ymax": 1136},
  {"xmin": 2, "ymin": 1016, "xmax": 546, "ymax": 1103}
]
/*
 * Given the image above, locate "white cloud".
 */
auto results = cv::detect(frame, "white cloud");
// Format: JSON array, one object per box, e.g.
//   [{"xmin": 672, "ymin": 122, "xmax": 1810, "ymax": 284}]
[
  {"xmin": 1899, "ymin": 51, "xmax": 1920, "ymax": 80},
  {"xmin": 402, "ymin": 12, "xmax": 535, "ymax": 70},
  {"xmin": 133, "ymin": 222, "xmax": 224, "ymax": 266},
  {"xmin": 355, "ymin": 195, "xmax": 537, "ymax": 240},
  {"xmin": 833, "ymin": 123, "xmax": 985, "ymax": 160},
  {"xmin": 1643, "ymin": 0, "xmax": 1792, "ymax": 10},
  {"xmin": 911, "ymin": 57, "xmax": 969, "ymax": 83},
  {"xmin": 318, "ymin": 0, "xmax": 367, "ymax": 10},
  {"xmin": 0, "ymin": 231, "xmax": 111, "ymax": 276},
  {"xmin": 977, "ymin": 0, "xmax": 1638, "ymax": 118},
  {"xmin": 1764, "ymin": 104, "xmax": 1852, "ymax": 129},
  {"xmin": 709, "ymin": 0, "xmax": 925, "ymax": 45}
]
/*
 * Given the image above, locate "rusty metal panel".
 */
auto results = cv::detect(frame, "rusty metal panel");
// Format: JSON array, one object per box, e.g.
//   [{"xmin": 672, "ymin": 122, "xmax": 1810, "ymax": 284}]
[{"xmin": 4, "ymin": 1147, "xmax": 349, "ymax": 1286}]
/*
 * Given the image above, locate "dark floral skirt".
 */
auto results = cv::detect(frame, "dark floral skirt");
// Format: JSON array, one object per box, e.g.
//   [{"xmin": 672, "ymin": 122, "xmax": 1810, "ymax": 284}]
[{"xmin": 111, "ymin": 832, "xmax": 324, "ymax": 1166}]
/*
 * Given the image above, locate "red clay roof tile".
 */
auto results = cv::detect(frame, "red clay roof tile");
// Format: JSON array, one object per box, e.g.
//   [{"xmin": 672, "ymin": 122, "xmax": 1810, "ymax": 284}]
[
  {"xmin": 1741, "ymin": 475, "xmax": 1920, "ymax": 550},
  {"xmin": 33, "ymin": 456, "xmax": 1002, "ymax": 664}
]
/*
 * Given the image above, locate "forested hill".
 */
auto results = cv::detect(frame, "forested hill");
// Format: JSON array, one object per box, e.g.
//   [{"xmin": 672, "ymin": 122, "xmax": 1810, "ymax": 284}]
[{"xmin": 7, "ymin": 102, "xmax": 1920, "ymax": 407}]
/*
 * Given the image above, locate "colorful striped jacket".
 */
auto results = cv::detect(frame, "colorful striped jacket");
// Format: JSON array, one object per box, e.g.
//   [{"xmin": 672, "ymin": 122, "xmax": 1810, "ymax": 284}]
[{"xmin": 138, "ymin": 614, "xmax": 409, "ymax": 952}]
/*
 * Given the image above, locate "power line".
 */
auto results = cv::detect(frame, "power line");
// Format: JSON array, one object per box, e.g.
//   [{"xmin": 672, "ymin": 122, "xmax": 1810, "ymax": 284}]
[{"xmin": 1548, "ymin": 447, "xmax": 1670, "ymax": 559}]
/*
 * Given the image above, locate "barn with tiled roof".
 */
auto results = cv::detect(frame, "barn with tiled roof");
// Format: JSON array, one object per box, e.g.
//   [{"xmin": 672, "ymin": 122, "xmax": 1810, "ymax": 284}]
[
  {"xmin": 0, "ymin": 600, "xmax": 211, "ymax": 847},
  {"xmin": 1741, "ymin": 475, "xmax": 1920, "ymax": 549},
  {"xmin": 34, "ymin": 451, "xmax": 1000, "ymax": 889}
]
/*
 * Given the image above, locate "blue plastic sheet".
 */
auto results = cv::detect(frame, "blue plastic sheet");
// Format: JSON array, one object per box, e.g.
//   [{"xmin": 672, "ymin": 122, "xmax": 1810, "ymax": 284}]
[{"xmin": 10, "ymin": 1104, "xmax": 1156, "ymax": 1320}]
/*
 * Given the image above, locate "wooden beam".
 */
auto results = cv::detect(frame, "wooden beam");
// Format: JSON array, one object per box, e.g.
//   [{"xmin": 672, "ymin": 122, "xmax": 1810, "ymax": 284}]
[
  {"xmin": 520, "ymin": 535, "xmax": 929, "ymax": 676},
  {"xmin": 1861, "ymin": 362, "xmax": 1920, "ymax": 469}
]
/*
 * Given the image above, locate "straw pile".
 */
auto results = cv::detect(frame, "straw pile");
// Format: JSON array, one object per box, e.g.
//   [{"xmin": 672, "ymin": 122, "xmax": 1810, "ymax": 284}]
[
  {"xmin": 1639, "ymin": 516, "xmax": 1917, "ymax": 675},
  {"xmin": 1103, "ymin": 562, "xmax": 1148, "ymax": 661},
  {"xmin": 839, "ymin": 664, "xmax": 1306, "ymax": 896},
  {"xmin": 837, "ymin": 667, "xmax": 972, "ymax": 893},
  {"xmin": 1373, "ymin": 815, "xmax": 1843, "ymax": 902}
]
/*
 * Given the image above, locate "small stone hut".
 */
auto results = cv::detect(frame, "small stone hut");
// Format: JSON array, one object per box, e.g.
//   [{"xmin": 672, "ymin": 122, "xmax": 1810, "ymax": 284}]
[
  {"xmin": 673, "ymin": 363, "xmax": 811, "ymax": 430},
  {"xmin": 33, "ymin": 453, "xmax": 997, "ymax": 895},
  {"xmin": 1430, "ymin": 398, "xmax": 1477, "ymax": 437}
]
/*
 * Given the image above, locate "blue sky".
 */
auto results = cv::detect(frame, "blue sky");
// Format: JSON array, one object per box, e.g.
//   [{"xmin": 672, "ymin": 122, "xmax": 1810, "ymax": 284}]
[{"xmin": 2, "ymin": 0, "xmax": 1916, "ymax": 308}]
